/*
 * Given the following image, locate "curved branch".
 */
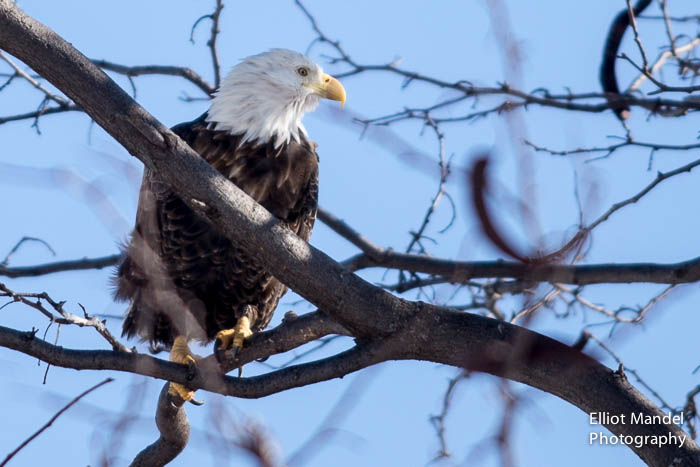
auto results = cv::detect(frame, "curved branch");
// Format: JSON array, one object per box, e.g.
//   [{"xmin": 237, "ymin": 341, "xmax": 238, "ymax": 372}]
[
  {"xmin": 600, "ymin": 0, "xmax": 652, "ymax": 119},
  {"xmin": 92, "ymin": 59, "xmax": 214, "ymax": 95},
  {"xmin": 129, "ymin": 383, "xmax": 189, "ymax": 467}
]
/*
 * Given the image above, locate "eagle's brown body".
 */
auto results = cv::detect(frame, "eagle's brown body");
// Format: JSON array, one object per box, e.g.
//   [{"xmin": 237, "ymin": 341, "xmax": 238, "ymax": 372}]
[{"xmin": 115, "ymin": 112, "xmax": 319, "ymax": 347}]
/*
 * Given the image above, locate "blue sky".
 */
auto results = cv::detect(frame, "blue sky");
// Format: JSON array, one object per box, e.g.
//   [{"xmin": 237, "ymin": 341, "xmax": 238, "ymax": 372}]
[{"xmin": 1, "ymin": 1, "xmax": 699, "ymax": 466}]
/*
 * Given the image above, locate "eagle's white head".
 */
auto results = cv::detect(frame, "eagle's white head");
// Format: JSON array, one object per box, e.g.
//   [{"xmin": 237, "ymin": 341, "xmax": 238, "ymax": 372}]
[{"xmin": 207, "ymin": 49, "xmax": 346, "ymax": 148}]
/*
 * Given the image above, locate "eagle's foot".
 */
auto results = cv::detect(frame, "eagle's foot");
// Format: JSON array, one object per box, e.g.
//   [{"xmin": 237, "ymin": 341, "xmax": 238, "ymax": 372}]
[
  {"xmin": 168, "ymin": 336, "xmax": 204, "ymax": 406},
  {"xmin": 214, "ymin": 316, "xmax": 253, "ymax": 363}
]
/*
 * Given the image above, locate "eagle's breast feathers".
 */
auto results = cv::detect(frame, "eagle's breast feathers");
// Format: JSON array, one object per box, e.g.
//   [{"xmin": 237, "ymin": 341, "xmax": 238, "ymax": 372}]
[{"xmin": 116, "ymin": 114, "xmax": 318, "ymax": 346}]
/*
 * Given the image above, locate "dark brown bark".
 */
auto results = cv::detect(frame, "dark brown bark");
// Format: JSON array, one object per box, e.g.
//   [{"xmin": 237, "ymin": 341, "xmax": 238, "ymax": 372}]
[{"xmin": 130, "ymin": 383, "xmax": 190, "ymax": 467}]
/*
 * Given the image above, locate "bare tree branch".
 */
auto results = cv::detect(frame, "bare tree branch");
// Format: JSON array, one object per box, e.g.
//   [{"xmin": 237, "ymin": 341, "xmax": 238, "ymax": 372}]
[
  {"xmin": 346, "ymin": 250, "xmax": 700, "ymax": 286},
  {"xmin": 0, "ymin": 50, "xmax": 69, "ymax": 106},
  {"xmin": 130, "ymin": 383, "xmax": 190, "ymax": 467},
  {"xmin": 627, "ymin": 37, "xmax": 700, "ymax": 93},
  {"xmin": 0, "ymin": 282, "xmax": 130, "ymax": 352},
  {"xmin": 296, "ymin": 0, "xmax": 698, "ymax": 121},
  {"xmin": 626, "ymin": 0, "xmax": 651, "ymax": 72},
  {"xmin": 600, "ymin": 0, "xmax": 652, "ymax": 119},
  {"xmin": 92, "ymin": 59, "xmax": 214, "ymax": 95},
  {"xmin": 0, "ymin": 253, "xmax": 120, "ymax": 278},
  {"xmin": 0, "ymin": 103, "xmax": 81, "ymax": 126},
  {"xmin": 1, "ymin": 236, "xmax": 55, "ymax": 266},
  {"xmin": 429, "ymin": 371, "xmax": 469, "ymax": 461},
  {"xmin": 525, "ymin": 137, "xmax": 700, "ymax": 157},
  {"xmin": 0, "ymin": 377, "xmax": 113, "ymax": 467},
  {"xmin": 0, "ymin": 323, "xmax": 382, "ymax": 399},
  {"xmin": 189, "ymin": 0, "xmax": 224, "ymax": 90}
]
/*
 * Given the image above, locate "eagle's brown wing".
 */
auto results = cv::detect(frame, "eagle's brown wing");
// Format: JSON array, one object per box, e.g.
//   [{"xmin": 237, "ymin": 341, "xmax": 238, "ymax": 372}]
[{"xmin": 115, "ymin": 113, "xmax": 318, "ymax": 347}]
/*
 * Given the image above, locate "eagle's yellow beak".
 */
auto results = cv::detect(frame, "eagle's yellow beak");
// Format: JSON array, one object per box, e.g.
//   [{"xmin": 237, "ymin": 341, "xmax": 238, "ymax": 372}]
[{"xmin": 312, "ymin": 73, "xmax": 346, "ymax": 108}]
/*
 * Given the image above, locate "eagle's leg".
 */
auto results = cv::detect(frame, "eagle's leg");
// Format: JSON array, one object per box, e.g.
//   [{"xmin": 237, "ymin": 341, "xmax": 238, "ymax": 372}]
[
  {"xmin": 214, "ymin": 306, "xmax": 255, "ymax": 362},
  {"xmin": 168, "ymin": 336, "xmax": 204, "ymax": 405}
]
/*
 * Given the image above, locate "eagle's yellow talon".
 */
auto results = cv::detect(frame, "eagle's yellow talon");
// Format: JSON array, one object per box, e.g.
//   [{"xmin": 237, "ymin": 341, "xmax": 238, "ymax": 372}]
[
  {"xmin": 216, "ymin": 316, "xmax": 253, "ymax": 351},
  {"xmin": 168, "ymin": 381, "xmax": 197, "ymax": 403},
  {"xmin": 168, "ymin": 336, "xmax": 202, "ymax": 405}
]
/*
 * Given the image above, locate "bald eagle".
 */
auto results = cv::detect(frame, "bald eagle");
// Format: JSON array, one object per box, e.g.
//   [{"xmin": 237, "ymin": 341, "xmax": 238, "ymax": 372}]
[{"xmin": 114, "ymin": 49, "xmax": 346, "ymax": 402}]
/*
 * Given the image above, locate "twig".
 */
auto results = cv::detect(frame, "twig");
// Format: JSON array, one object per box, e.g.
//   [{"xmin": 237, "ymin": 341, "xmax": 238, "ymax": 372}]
[
  {"xmin": 0, "ymin": 253, "xmax": 120, "ymax": 278},
  {"xmin": 639, "ymin": 14, "xmax": 700, "ymax": 24},
  {"xmin": 600, "ymin": 0, "xmax": 652, "ymax": 119},
  {"xmin": 627, "ymin": 38, "xmax": 700, "ymax": 93},
  {"xmin": 317, "ymin": 207, "xmax": 387, "ymax": 262},
  {"xmin": 42, "ymin": 323, "xmax": 60, "ymax": 384},
  {"xmin": 405, "ymin": 117, "xmax": 451, "ymax": 255},
  {"xmin": 0, "ymin": 104, "xmax": 81, "ymax": 126},
  {"xmin": 208, "ymin": 0, "xmax": 224, "ymax": 89},
  {"xmin": 626, "ymin": 0, "xmax": 651, "ymax": 71},
  {"xmin": 1, "ymin": 236, "xmax": 55, "ymax": 267},
  {"xmin": 92, "ymin": 59, "xmax": 214, "ymax": 95},
  {"xmin": 287, "ymin": 367, "xmax": 378, "ymax": 466},
  {"xmin": 294, "ymin": 0, "xmax": 699, "ymax": 121},
  {"xmin": 620, "ymin": 53, "xmax": 700, "ymax": 95},
  {"xmin": 659, "ymin": 0, "xmax": 678, "ymax": 58},
  {"xmin": 0, "ymin": 50, "xmax": 69, "ymax": 106},
  {"xmin": 429, "ymin": 371, "xmax": 469, "ymax": 461},
  {"xmin": 0, "ymin": 282, "xmax": 130, "ymax": 352},
  {"xmin": 259, "ymin": 335, "xmax": 345, "ymax": 370},
  {"xmin": 189, "ymin": 0, "xmax": 224, "ymax": 90},
  {"xmin": 560, "ymin": 283, "xmax": 676, "ymax": 325},
  {"xmin": 0, "ymin": 378, "xmax": 113, "ymax": 467},
  {"xmin": 525, "ymin": 137, "xmax": 700, "ymax": 157},
  {"xmin": 585, "ymin": 155, "xmax": 700, "ymax": 232},
  {"xmin": 586, "ymin": 333, "xmax": 673, "ymax": 411}
]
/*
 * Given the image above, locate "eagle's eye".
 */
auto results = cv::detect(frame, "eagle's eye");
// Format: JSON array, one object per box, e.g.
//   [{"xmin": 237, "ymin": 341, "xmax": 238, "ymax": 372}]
[{"xmin": 296, "ymin": 66, "xmax": 310, "ymax": 77}]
